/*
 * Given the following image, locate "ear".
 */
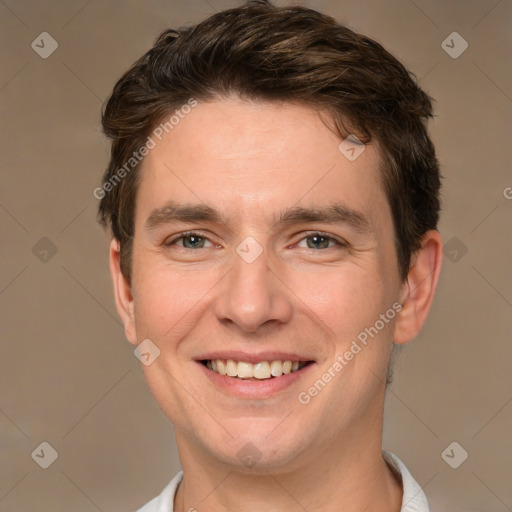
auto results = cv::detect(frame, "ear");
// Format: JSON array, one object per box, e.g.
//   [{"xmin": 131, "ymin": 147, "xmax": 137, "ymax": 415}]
[
  {"xmin": 109, "ymin": 238, "xmax": 138, "ymax": 346},
  {"xmin": 393, "ymin": 229, "xmax": 443, "ymax": 345}
]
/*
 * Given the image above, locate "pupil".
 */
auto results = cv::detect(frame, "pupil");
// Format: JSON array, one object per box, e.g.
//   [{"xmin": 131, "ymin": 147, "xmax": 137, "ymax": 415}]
[
  {"xmin": 308, "ymin": 235, "xmax": 328, "ymax": 249},
  {"xmin": 185, "ymin": 235, "xmax": 203, "ymax": 248}
]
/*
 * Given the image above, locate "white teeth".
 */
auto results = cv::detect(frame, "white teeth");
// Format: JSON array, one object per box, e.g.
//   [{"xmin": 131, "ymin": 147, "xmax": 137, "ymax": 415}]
[
  {"xmin": 217, "ymin": 360, "xmax": 227, "ymax": 375},
  {"xmin": 253, "ymin": 362, "xmax": 271, "ymax": 379},
  {"xmin": 237, "ymin": 361, "xmax": 253, "ymax": 379},
  {"xmin": 206, "ymin": 359, "xmax": 308, "ymax": 379},
  {"xmin": 226, "ymin": 359, "xmax": 238, "ymax": 377},
  {"xmin": 270, "ymin": 360, "xmax": 283, "ymax": 377}
]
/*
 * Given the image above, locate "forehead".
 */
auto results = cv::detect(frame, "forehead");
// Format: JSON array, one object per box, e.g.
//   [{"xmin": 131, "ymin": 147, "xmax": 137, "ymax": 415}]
[{"xmin": 136, "ymin": 99, "xmax": 389, "ymax": 232}]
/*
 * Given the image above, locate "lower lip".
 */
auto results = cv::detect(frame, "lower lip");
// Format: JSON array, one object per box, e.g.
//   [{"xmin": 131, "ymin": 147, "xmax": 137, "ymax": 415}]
[{"xmin": 196, "ymin": 361, "xmax": 315, "ymax": 399}]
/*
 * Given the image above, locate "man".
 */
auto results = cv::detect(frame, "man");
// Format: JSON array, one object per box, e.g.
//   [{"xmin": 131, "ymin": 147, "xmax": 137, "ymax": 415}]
[{"xmin": 96, "ymin": 1, "xmax": 443, "ymax": 510}]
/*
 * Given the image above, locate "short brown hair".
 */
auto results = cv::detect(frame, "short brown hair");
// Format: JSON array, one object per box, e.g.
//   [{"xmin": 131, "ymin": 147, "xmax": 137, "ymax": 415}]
[{"xmin": 98, "ymin": 0, "xmax": 441, "ymax": 283}]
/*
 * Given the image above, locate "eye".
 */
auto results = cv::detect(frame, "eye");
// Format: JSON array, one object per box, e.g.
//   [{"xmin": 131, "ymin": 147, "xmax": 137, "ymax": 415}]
[
  {"xmin": 164, "ymin": 231, "xmax": 215, "ymax": 249},
  {"xmin": 296, "ymin": 232, "xmax": 347, "ymax": 250}
]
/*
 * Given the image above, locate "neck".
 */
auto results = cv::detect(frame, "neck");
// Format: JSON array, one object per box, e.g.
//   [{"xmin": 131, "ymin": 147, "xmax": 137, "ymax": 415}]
[{"xmin": 173, "ymin": 416, "xmax": 402, "ymax": 512}]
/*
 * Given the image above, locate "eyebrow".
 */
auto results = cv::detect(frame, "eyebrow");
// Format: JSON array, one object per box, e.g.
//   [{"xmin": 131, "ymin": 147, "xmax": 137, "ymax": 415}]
[
  {"xmin": 274, "ymin": 204, "xmax": 372, "ymax": 234},
  {"xmin": 145, "ymin": 201, "xmax": 225, "ymax": 231},
  {"xmin": 145, "ymin": 200, "xmax": 373, "ymax": 235}
]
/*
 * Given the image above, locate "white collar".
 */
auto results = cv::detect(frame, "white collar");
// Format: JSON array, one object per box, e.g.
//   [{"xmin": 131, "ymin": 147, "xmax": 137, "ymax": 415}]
[
  {"xmin": 382, "ymin": 451, "xmax": 430, "ymax": 511},
  {"xmin": 137, "ymin": 451, "xmax": 429, "ymax": 512}
]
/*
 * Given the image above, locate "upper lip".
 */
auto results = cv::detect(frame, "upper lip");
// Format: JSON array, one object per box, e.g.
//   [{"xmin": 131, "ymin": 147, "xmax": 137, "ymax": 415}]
[{"xmin": 194, "ymin": 351, "xmax": 315, "ymax": 364}]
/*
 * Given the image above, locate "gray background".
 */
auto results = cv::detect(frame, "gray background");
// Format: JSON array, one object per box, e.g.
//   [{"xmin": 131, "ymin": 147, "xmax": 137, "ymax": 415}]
[{"xmin": 1, "ymin": 0, "xmax": 511, "ymax": 511}]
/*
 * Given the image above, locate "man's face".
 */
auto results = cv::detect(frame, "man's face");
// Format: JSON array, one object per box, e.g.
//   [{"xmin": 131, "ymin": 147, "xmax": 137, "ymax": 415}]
[{"xmin": 120, "ymin": 99, "xmax": 406, "ymax": 470}]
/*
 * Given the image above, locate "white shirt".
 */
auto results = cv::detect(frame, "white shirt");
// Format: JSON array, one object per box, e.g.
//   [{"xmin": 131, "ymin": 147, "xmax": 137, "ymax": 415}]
[{"xmin": 136, "ymin": 451, "xmax": 429, "ymax": 512}]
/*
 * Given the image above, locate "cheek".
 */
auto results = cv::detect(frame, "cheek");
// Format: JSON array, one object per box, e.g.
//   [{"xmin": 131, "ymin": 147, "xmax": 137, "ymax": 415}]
[
  {"xmin": 301, "ymin": 262, "xmax": 397, "ymax": 388},
  {"xmin": 131, "ymin": 259, "xmax": 219, "ymax": 343},
  {"xmin": 291, "ymin": 263, "xmax": 388, "ymax": 339}
]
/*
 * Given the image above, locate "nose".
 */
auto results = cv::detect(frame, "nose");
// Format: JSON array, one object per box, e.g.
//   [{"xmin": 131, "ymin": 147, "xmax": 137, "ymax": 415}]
[{"xmin": 212, "ymin": 247, "xmax": 294, "ymax": 333}]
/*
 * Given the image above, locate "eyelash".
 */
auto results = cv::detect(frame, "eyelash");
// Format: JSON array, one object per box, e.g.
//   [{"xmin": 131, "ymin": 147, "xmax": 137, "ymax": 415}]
[{"xmin": 163, "ymin": 231, "xmax": 347, "ymax": 250}]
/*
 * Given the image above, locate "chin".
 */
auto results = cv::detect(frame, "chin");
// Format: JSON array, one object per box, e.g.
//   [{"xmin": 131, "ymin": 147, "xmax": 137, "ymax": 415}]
[{"xmin": 196, "ymin": 426, "xmax": 311, "ymax": 473}]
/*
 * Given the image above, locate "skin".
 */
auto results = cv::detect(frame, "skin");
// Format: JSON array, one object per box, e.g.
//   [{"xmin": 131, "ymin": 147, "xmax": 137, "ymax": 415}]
[{"xmin": 110, "ymin": 98, "xmax": 443, "ymax": 512}]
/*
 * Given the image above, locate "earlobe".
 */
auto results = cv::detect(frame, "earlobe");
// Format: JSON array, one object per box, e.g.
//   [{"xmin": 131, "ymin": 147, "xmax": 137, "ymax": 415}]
[
  {"xmin": 393, "ymin": 230, "xmax": 443, "ymax": 345},
  {"xmin": 109, "ymin": 238, "xmax": 138, "ymax": 345}
]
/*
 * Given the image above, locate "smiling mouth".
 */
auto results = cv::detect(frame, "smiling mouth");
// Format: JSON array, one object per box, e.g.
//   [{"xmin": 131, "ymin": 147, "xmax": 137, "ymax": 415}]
[{"xmin": 201, "ymin": 359, "xmax": 314, "ymax": 380}]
